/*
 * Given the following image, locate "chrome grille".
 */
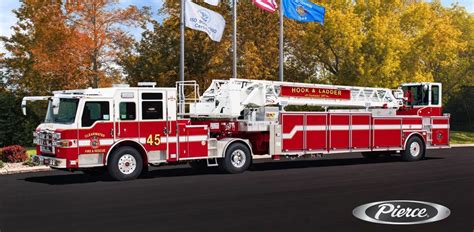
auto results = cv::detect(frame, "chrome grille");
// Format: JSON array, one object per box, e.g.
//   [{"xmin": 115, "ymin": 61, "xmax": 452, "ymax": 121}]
[{"xmin": 36, "ymin": 131, "xmax": 55, "ymax": 154}]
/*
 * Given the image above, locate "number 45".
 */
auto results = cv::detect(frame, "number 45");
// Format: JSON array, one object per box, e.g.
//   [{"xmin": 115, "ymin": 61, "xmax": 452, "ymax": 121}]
[{"xmin": 146, "ymin": 134, "xmax": 161, "ymax": 146}]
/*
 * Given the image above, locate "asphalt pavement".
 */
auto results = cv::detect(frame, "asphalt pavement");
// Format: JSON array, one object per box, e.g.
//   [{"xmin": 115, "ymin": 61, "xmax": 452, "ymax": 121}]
[{"xmin": 1, "ymin": 147, "xmax": 473, "ymax": 232}]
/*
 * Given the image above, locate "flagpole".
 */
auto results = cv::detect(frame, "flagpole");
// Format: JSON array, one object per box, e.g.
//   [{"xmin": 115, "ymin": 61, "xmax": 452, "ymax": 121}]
[
  {"xmin": 232, "ymin": 0, "xmax": 237, "ymax": 79},
  {"xmin": 278, "ymin": 0, "xmax": 284, "ymax": 82},
  {"xmin": 179, "ymin": 0, "xmax": 185, "ymax": 115},
  {"xmin": 180, "ymin": 0, "xmax": 185, "ymax": 83}
]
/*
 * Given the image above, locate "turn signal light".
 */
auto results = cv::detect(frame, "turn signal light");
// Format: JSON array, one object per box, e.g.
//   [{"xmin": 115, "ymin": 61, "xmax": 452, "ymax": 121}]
[{"xmin": 53, "ymin": 140, "xmax": 72, "ymax": 148}]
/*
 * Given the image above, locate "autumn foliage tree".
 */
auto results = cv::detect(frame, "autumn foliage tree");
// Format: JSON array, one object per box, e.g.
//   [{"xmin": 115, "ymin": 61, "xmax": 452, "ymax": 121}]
[
  {"xmin": 0, "ymin": 0, "xmax": 149, "ymax": 94},
  {"xmin": 64, "ymin": 0, "xmax": 150, "ymax": 87},
  {"xmin": 0, "ymin": 0, "xmax": 82, "ymax": 95},
  {"xmin": 0, "ymin": 0, "xmax": 150, "ymax": 146}
]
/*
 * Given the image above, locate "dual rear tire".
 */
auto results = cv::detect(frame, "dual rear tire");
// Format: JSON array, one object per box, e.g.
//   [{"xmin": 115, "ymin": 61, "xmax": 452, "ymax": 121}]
[
  {"xmin": 218, "ymin": 143, "xmax": 252, "ymax": 174},
  {"xmin": 361, "ymin": 136, "xmax": 425, "ymax": 161}
]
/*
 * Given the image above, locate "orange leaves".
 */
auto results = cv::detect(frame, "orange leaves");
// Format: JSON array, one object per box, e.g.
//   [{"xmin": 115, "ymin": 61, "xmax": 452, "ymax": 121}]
[
  {"xmin": 27, "ymin": 1, "xmax": 92, "ymax": 90},
  {"xmin": 1, "ymin": 0, "xmax": 149, "ymax": 94},
  {"xmin": 63, "ymin": 0, "xmax": 149, "ymax": 87}
]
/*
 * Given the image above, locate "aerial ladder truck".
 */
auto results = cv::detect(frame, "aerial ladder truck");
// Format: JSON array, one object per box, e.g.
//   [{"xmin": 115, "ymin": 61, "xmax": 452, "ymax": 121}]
[{"xmin": 23, "ymin": 79, "xmax": 449, "ymax": 180}]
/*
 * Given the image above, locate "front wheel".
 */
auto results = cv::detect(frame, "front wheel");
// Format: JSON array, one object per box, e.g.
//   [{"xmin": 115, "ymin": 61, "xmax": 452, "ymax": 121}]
[
  {"xmin": 219, "ymin": 143, "xmax": 252, "ymax": 174},
  {"xmin": 401, "ymin": 136, "xmax": 425, "ymax": 161},
  {"xmin": 107, "ymin": 146, "xmax": 143, "ymax": 181}
]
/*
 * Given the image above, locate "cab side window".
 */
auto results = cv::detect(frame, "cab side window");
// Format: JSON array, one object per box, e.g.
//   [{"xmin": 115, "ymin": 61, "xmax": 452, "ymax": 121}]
[
  {"xmin": 141, "ymin": 93, "xmax": 163, "ymax": 120},
  {"xmin": 119, "ymin": 102, "xmax": 136, "ymax": 120},
  {"xmin": 82, "ymin": 101, "xmax": 110, "ymax": 127},
  {"xmin": 431, "ymin": 85, "xmax": 440, "ymax": 105}
]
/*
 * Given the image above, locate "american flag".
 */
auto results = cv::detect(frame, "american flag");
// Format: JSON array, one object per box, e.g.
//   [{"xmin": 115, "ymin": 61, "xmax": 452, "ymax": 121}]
[{"xmin": 253, "ymin": 0, "xmax": 278, "ymax": 13}]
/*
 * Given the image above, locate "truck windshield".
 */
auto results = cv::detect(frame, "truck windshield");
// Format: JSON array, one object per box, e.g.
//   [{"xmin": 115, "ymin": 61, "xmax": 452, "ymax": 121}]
[{"xmin": 45, "ymin": 98, "xmax": 79, "ymax": 124}]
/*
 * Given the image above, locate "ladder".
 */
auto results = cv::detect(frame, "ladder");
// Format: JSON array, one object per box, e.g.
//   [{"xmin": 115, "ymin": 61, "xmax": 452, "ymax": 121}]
[{"xmin": 180, "ymin": 78, "xmax": 404, "ymax": 118}]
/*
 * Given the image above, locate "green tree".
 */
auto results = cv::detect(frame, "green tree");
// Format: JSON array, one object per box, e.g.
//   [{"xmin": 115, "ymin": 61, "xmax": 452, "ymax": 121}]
[
  {"xmin": 289, "ymin": 0, "xmax": 469, "ymax": 93},
  {"xmin": 120, "ymin": 0, "xmax": 301, "ymax": 88},
  {"xmin": 120, "ymin": 0, "xmax": 233, "ymax": 88},
  {"xmin": 0, "ymin": 92, "xmax": 43, "ymax": 147}
]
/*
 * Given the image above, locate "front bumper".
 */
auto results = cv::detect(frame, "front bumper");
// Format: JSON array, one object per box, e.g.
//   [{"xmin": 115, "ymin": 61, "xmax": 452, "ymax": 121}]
[{"xmin": 32, "ymin": 155, "xmax": 67, "ymax": 169}]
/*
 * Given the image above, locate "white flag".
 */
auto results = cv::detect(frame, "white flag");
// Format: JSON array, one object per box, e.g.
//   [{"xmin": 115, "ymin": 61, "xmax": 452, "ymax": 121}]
[
  {"xmin": 204, "ymin": 0, "xmax": 220, "ymax": 6},
  {"xmin": 185, "ymin": 0, "xmax": 226, "ymax": 42}
]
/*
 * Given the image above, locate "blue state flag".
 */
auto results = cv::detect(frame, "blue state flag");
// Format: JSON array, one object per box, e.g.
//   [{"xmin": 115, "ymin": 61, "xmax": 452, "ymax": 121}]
[{"xmin": 283, "ymin": 0, "xmax": 325, "ymax": 24}]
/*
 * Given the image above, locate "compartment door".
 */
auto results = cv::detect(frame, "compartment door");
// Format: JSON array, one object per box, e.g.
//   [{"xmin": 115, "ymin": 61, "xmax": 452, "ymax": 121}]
[
  {"xmin": 351, "ymin": 114, "xmax": 371, "ymax": 150},
  {"xmin": 281, "ymin": 114, "xmax": 305, "ymax": 152},
  {"xmin": 372, "ymin": 118, "xmax": 402, "ymax": 148},
  {"xmin": 329, "ymin": 114, "xmax": 350, "ymax": 151},
  {"xmin": 305, "ymin": 114, "xmax": 327, "ymax": 152}
]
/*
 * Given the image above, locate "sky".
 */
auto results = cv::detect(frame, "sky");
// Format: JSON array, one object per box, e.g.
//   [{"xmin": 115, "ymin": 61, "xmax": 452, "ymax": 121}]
[{"xmin": 0, "ymin": 0, "xmax": 473, "ymax": 53}]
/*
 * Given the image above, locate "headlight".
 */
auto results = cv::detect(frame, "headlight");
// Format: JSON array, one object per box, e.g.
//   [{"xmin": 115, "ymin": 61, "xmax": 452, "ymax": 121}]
[
  {"xmin": 33, "ymin": 132, "xmax": 38, "ymax": 138},
  {"xmin": 53, "ymin": 139, "xmax": 72, "ymax": 148}
]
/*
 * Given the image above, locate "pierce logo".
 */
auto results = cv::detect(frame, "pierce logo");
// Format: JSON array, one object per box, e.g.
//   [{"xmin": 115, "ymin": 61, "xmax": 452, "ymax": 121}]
[{"xmin": 353, "ymin": 200, "xmax": 450, "ymax": 225}]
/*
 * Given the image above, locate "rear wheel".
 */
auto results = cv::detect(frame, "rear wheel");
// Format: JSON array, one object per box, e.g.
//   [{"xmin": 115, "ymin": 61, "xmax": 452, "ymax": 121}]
[
  {"xmin": 401, "ymin": 136, "xmax": 425, "ymax": 161},
  {"xmin": 219, "ymin": 143, "xmax": 252, "ymax": 174},
  {"xmin": 107, "ymin": 146, "xmax": 143, "ymax": 181}
]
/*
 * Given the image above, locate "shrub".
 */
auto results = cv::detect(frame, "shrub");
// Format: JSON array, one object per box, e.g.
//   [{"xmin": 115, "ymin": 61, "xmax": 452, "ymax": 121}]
[
  {"xmin": 0, "ymin": 145, "xmax": 29, "ymax": 163},
  {"xmin": 0, "ymin": 160, "xmax": 4, "ymax": 168},
  {"xmin": 23, "ymin": 157, "xmax": 37, "ymax": 167}
]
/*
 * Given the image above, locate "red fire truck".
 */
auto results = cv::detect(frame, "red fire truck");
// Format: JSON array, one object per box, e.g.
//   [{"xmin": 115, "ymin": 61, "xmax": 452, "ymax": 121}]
[{"xmin": 22, "ymin": 79, "xmax": 450, "ymax": 180}]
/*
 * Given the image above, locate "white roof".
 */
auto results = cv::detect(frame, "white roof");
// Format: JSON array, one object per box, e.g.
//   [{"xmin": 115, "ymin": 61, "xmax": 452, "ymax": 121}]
[{"xmin": 53, "ymin": 86, "xmax": 175, "ymax": 98}]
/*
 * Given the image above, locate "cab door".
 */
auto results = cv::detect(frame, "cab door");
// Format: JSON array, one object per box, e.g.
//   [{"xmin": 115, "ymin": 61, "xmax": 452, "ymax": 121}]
[
  {"xmin": 114, "ymin": 90, "xmax": 139, "ymax": 141},
  {"xmin": 77, "ymin": 99, "xmax": 115, "ymax": 157},
  {"xmin": 139, "ymin": 90, "xmax": 169, "ymax": 162}
]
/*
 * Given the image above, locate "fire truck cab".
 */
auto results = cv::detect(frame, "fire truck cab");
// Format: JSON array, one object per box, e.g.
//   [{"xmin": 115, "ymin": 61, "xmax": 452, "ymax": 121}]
[
  {"xmin": 23, "ymin": 80, "xmax": 450, "ymax": 181},
  {"xmin": 24, "ymin": 83, "xmax": 247, "ymax": 180}
]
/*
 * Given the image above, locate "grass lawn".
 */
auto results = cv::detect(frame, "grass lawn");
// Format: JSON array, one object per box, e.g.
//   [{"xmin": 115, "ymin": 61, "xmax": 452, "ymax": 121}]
[{"xmin": 450, "ymin": 131, "xmax": 474, "ymax": 144}]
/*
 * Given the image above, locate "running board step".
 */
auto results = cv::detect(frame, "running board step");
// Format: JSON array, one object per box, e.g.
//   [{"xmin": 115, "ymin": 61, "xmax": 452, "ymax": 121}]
[{"xmin": 207, "ymin": 158, "xmax": 218, "ymax": 167}]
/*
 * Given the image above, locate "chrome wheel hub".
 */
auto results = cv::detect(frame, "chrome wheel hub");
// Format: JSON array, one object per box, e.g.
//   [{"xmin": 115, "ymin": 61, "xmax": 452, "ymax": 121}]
[
  {"xmin": 118, "ymin": 154, "xmax": 137, "ymax": 175},
  {"xmin": 410, "ymin": 142, "xmax": 421, "ymax": 157},
  {"xmin": 230, "ymin": 149, "xmax": 246, "ymax": 168}
]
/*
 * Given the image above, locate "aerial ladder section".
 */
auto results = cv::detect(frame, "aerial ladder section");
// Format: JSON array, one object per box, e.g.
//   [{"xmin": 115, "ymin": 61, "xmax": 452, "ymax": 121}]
[{"xmin": 177, "ymin": 79, "xmax": 404, "ymax": 118}]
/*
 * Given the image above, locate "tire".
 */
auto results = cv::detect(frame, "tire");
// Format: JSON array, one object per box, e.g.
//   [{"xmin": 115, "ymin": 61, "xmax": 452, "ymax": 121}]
[
  {"xmin": 401, "ymin": 136, "xmax": 425, "ymax": 161},
  {"xmin": 361, "ymin": 152, "xmax": 380, "ymax": 159},
  {"xmin": 219, "ymin": 142, "xmax": 252, "ymax": 174},
  {"xmin": 189, "ymin": 160, "xmax": 208, "ymax": 170},
  {"xmin": 107, "ymin": 146, "xmax": 143, "ymax": 181}
]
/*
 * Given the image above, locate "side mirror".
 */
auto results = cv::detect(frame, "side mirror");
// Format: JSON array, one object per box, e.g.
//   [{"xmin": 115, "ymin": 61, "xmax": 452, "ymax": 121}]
[
  {"xmin": 21, "ymin": 99, "xmax": 27, "ymax": 115},
  {"xmin": 52, "ymin": 98, "xmax": 60, "ymax": 115},
  {"xmin": 21, "ymin": 96, "xmax": 51, "ymax": 116}
]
